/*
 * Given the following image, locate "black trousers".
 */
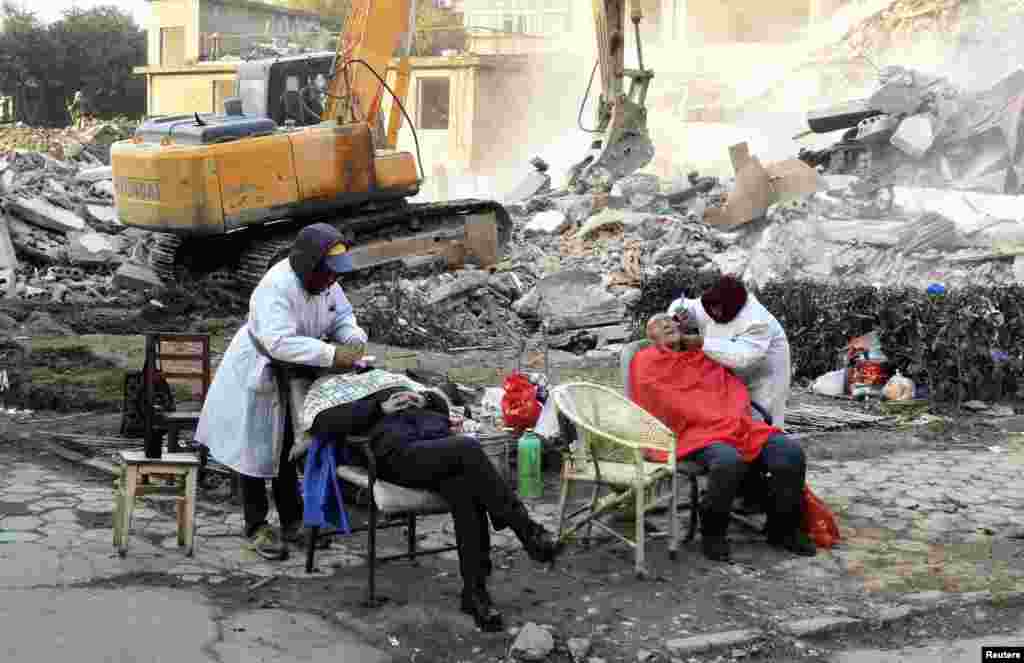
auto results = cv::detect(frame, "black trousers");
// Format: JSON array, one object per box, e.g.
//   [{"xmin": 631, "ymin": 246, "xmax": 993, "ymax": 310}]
[
  {"xmin": 688, "ymin": 434, "xmax": 806, "ymax": 537},
  {"xmin": 375, "ymin": 435, "xmax": 530, "ymax": 589},
  {"xmin": 240, "ymin": 420, "xmax": 302, "ymax": 539}
]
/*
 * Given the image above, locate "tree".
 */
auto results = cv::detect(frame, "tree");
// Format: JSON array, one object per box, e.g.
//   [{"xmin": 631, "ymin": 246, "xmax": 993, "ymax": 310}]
[
  {"xmin": 0, "ymin": 3, "xmax": 145, "ymax": 126},
  {"xmin": 49, "ymin": 6, "xmax": 146, "ymax": 120}
]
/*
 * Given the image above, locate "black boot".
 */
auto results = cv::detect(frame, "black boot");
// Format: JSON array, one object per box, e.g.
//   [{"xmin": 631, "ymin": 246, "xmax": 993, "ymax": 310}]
[
  {"xmin": 767, "ymin": 527, "xmax": 817, "ymax": 556},
  {"xmin": 508, "ymin": 504, "xmax": 561, "ymax": 563},
  {"xmin": 519, "ymin": 521, "xmax": 560, "ymax": 563},
  {"xmin": 700, "ymin": 510, "xmax": 731, "ymax": 562},
  {"xmin": 461, "ymin": 586, "xmax": 503, "ymax": 632},
  {"xmin": 766, "ymin": 508, "xmax": 817, "ymax": 556}
]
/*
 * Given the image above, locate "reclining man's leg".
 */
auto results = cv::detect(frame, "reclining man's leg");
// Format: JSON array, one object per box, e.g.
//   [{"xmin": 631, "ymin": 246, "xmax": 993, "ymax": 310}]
[
  {"xmin": 755, "ymin": 434, "xmax": 816, "ymax": 556},
  {"xmin": 375, "ymin": 436, "xmax": 559, "ymax": 629},
  {"xmin": 436, "ymin": 474, "xmax": 503, "ymax": 630},
  {"xmin": 688, "ymin": 442, "xmax": 747, "ymax": 561}
]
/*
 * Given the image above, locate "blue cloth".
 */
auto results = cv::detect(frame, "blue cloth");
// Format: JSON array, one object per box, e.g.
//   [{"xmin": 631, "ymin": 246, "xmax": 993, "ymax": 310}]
[{"xmin": 302, "ymin": 435, "xmax": 352, "ymax": 533}]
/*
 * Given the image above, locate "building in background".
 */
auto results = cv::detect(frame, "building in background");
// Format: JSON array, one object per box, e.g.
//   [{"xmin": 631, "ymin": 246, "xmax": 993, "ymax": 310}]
[{"xmin": 136, "ymin": 0, "xmax": 322, "ymax": 115}]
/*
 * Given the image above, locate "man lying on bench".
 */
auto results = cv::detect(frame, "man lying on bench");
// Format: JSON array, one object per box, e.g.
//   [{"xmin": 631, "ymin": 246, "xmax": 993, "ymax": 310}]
[
  {"xmin": 308, "ymin": 381, "xmax": 560, "ymax": 632},
  {"xmin": 631, "ymin": 313, "xmax": 817, "ymax": 562}
]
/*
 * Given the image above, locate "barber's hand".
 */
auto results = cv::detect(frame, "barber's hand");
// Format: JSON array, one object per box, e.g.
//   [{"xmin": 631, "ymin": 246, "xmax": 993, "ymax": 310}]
[
  {"xmin": 381, "ymin": 391, "xmax": 425, "ymax": 414},
  {"xmin": 680, "ymin": 334, "xmax": 703, "ymax": 351},
  {"xmin": 331, "ymin": 341, "xmax": 366, "ymax": 370}
]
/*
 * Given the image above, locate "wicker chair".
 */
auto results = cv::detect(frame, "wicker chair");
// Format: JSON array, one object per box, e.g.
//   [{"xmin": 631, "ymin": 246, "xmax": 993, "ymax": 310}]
[{"xmin": 552, "ymin": 382, "xmax": 679, "ymax": 579}]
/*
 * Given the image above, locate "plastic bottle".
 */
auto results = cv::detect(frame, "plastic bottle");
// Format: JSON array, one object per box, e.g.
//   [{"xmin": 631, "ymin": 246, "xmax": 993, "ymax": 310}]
[{"xmin": 517, "ymin": 429, "xmax": 543, "ymax": 499}]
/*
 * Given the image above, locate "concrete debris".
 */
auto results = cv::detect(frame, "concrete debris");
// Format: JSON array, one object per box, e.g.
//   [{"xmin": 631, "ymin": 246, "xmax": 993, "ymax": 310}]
[
  {"xmin": 567, "ymin": 637, "xmax": 592, "ymax": 662},
  {"xmin": 113, "ymin": 262, "xmax": 165, "ymax": 292},
  {"xmin": 506, "ymin": 157, "xmax": 552, "ymax": 202},
  {"xmin": 84, "ymin": 204, "xmax": 121, "ymax": 230},
  {"xmin": 553, "ymin": 195, "xmax": 596, "ymax": 226},
  {"xmin": 91, "ymin": 180, "xmax": 115, "ymax": 198},
  {"xmin": 67, "ymin": 232, "xmax": 122, "ymax": 266},
  {"xmin": 423, "ymin": 269, "xmax": 490, "ymax": 306},
  {"xmin": 800, "ymin": 67, "xmax": 1024, "ymax": 195},
  {"xmin": 0, "ymin": 127, "xmax": 179, "ymax": 301},
  {"xmin": 510, "ymin": 622, "xmax": 554, "ymax": 661},
  {"xmin": 75, "ymin": 166, "xmax": 113, "ymax": 184},
  {"xmin": 6, "ymin": 196, "xmax": 86, "ymax": 234},
  {"xmin": 20, "ymin": 311, "xmax": 74, "ymax": 336},
  {"xmin": 525, "ymin": 210, "xmax": 570, "ymax": 237},
  {"xmin": 890, "ymin": 114, "xmax": 935, "ymax": 159}
]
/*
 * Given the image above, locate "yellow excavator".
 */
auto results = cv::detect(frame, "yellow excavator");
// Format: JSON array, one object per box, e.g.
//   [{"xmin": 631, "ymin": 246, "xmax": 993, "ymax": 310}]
[{"xmin": 111, "ymin": 0, "xmax": 655, "ymax": 288}]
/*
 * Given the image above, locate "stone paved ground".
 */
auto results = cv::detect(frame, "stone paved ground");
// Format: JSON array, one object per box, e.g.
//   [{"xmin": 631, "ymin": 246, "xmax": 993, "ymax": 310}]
[{"xmin": 5, "ymin": 422, "xmax": 1024, "ymax": 661}]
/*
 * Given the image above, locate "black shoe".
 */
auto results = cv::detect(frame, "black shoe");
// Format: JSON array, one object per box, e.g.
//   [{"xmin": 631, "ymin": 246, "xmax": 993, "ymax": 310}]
[
  {"xmin": 769, "ymin": 529, "xmax": 817, "ymax": 556},
  {"xmin": 701, "ymin": 535, "xmax": 731, "ymax": 562},
  {"xmin": 521, "ymin": 525, "xmax": 560, "ymax": 564},
  {"xmin": 460, "ymin": 588, "xmax": 503, "ymax": 632}
]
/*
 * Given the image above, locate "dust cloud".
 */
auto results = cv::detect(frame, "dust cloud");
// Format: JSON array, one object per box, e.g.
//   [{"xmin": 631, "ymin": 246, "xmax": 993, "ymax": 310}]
[{"xmin": 418, "ymin": 0, "xmax": 1024, "ymax": 202}]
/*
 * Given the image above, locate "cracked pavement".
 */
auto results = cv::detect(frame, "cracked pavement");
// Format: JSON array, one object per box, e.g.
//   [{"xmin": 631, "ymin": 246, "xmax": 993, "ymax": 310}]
[{"xmin": 4, "ymin": 423, "xmax": 1024, "ymax": 661}]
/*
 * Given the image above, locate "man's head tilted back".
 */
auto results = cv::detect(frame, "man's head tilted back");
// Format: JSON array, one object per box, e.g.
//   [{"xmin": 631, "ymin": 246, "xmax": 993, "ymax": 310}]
[{"xmin": 647, "ymin": 313, "xmax": 680, "ymax": 349}]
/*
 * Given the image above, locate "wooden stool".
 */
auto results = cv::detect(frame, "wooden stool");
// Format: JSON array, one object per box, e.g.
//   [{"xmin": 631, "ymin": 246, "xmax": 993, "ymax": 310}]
[{"xmin": 113, "ymin": 450, "xmax": 200, "ymax": 558}]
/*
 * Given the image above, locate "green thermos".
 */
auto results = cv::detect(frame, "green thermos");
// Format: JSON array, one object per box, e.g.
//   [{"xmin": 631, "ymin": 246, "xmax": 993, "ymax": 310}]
[{"xmin": 517, "ymin": 429, "xmax": 543, "ymax": 499}]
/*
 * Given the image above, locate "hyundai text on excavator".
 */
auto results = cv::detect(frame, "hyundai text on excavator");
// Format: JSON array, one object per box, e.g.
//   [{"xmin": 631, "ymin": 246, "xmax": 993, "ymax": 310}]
[{"xmin": 110, "ymin": 0, "xmax": 656, "ymax": 288}]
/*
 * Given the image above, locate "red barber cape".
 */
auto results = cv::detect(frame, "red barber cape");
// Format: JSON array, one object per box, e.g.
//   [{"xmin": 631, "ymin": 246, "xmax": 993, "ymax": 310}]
[{"xmin": 629, "ymin": 345, "xmax": 780, "ymax": 463}]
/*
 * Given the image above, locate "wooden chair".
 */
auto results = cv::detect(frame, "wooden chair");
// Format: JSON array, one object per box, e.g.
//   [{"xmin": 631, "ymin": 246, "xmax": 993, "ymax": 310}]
[
  {"xmin": 113, "ymin": 450, "xmax": 201, "ymax": 558},
  {"xmin": 281, "ymin": 374, "xmax": 458, "ymax": 607},
  {"xmin": 552, "ymin": 382, "xmax": 679, "ymax": 579},
  {"xmin": 112, "ymin": 333, "xmax": 210, "ymax": 559},
  {"xmin": 620, "ymin": 339, "xmax": 772, "ymax": 542},
  {"xmin": 142, "ymin": 332, "xmax": 212, "ymax": 458}
]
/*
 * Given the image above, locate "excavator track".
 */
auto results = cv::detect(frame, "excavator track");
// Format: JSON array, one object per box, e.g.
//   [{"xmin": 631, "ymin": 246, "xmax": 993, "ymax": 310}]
[{"xmin": 157, "ymin": 198, "xmax": 513, "ymax": 291}]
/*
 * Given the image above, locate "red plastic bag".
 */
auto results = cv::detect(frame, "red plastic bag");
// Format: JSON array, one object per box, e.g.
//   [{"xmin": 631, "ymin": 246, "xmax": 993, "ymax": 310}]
[
  {"xmin": 501, "ymin": 373, "xmax": 541, "ymax": 429},
  {"xmin": 801, "ymin": 486, "xmax": 840, "ymax": 549}
]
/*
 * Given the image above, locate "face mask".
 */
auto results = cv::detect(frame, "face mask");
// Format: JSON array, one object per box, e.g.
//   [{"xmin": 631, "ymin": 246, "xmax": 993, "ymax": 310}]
[{"xmin": 305, "ymin": 268, "xmax": 337, "ymax": 294}]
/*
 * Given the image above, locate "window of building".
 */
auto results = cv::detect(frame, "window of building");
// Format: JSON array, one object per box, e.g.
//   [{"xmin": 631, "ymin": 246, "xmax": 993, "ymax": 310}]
[
  {"xmin": 161, "ymin": 27, "xmax": 186, "ymax": 66},
  {"xmin": 417, "ymin": 77, "xmax": 450, "ymax": 130}
]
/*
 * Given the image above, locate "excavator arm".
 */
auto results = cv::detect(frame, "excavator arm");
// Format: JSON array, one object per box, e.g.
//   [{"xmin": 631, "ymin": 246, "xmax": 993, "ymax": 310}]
[
  {"xmin": 322, "ymin": 0, "xmax": 416, "ymax": 148},
  {"xmin": 568, "ymin": 1, "xmax": 655, "ymax": 193}
]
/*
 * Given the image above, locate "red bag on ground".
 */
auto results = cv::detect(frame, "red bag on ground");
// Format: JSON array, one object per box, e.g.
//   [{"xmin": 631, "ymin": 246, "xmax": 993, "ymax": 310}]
[
  {"xmin": 801, "ymin": 486, "xmax": 840, "ymax": 549},
  {"xmin": 501, "ymin": 373, "xmax": 541, "ymax": 429}
]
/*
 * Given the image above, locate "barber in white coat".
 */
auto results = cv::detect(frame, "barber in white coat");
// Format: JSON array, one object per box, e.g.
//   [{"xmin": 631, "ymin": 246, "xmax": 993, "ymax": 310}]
[
  {"xmin": 667, "ymin": 275, "xmax": 791, "ymax": 429},
  {"xmin": 196, "ymin": 223, "xmax": 367, "ymax": 560}
]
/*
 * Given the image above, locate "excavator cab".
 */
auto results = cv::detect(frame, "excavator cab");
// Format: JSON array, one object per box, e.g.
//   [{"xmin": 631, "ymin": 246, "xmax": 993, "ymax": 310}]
[{"xmin": 236, "ymin": 53, "xmax": 338, "ymax": 127}]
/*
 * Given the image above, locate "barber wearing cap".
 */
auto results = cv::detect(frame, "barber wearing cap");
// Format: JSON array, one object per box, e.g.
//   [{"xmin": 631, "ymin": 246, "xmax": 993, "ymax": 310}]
[
  {"xmin": 667, "ymin": 275, "xmax": 791, "ymax": 430},
  {"xmin": 196, "ymin": 224, "xmax": 368, "ymax": 560}
]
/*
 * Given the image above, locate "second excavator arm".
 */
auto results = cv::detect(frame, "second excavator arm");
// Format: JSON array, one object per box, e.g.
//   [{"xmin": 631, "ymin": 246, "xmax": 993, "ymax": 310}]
[{"xmin": 568, "ymin": 1, "xmax": 655, "ymax": 193}]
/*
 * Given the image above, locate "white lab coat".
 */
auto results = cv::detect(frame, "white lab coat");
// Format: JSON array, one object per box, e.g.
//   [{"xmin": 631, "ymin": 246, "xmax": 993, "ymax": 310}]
[
  {"xmin": 667, "ymin": 292, "xmax": 791, "ymax": 430},
  {"xmin": 196, "ymin": 259, "xmax": 367, "ymax": 478}
]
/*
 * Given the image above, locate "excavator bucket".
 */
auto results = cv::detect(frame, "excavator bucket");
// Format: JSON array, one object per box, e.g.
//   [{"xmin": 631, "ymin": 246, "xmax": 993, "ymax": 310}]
[{"xmin": 568, "ymin": 1, "xmax": 655, "ymax": 192}]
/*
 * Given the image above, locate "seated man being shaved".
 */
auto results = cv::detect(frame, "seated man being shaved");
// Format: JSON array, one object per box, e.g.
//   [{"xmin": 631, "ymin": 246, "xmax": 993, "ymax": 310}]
[{"xmin": 631, "ymin": 313, "xmax": 816, "ymax": 561}]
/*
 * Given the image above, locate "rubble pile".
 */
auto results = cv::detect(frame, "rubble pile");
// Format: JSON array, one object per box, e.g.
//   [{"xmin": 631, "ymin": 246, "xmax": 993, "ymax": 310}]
[
  {"xmin": 409, "ymin": 112, "xmax": 1024, "ymax": 359},
  {"xmin": 0, "ymin": 128, "xmax": 172, "ymax": 305},
  {"xmin": 347, "ymin": 268, "xmax": 529, "ymax": 351},
  {"xmin": 0, "ymin": 119, "xmax": 134, "ymax": 165},
  {"xmin": 798, "ymin": 66, "xmax": 1024, "ymax": 195},
  {"xmin": 841, "ymin": 0, "xmax": 965, "ymax": 57}
]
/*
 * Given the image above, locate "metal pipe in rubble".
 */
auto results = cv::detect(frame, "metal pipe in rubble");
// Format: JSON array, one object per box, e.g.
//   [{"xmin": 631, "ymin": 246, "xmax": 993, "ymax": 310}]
[{"xmin": 631, "ymin": 7, "xmax": 644, "ymax": 73}]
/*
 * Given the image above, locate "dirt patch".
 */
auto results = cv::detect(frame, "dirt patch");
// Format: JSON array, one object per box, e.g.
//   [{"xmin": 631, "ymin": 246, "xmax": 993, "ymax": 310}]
[{"xmin": 0, "ymin": 339, "xmax": 125, "ymax": 411}]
